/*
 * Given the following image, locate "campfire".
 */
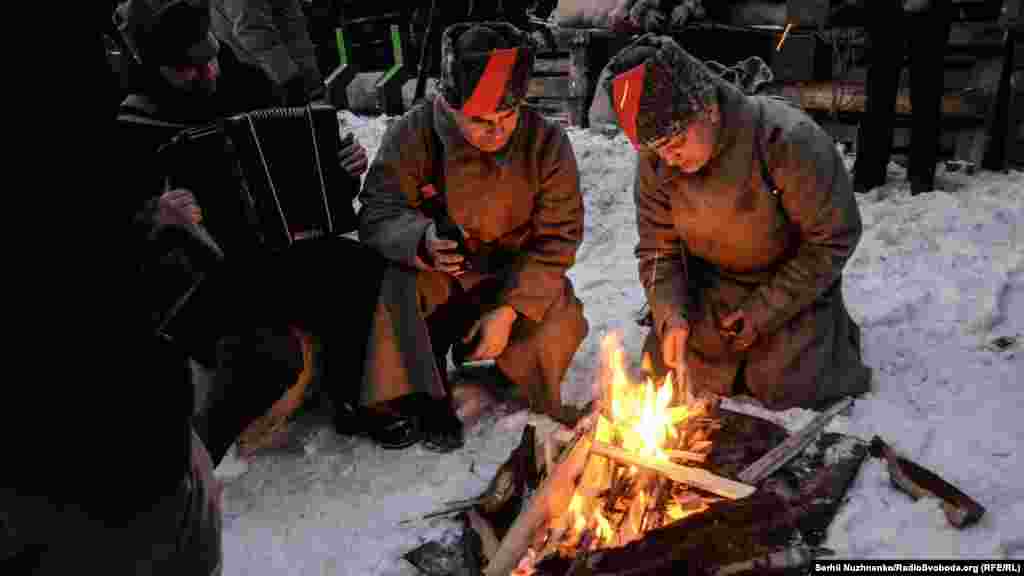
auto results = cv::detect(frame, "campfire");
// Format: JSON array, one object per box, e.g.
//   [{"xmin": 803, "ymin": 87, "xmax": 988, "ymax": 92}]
[
  {"xmin": 403, "ymin": 331, "xmax": 874, "ymax": 576},
  {"xmin": 507, "ymin": 333, "xmax": 750, "ymax": 575}
]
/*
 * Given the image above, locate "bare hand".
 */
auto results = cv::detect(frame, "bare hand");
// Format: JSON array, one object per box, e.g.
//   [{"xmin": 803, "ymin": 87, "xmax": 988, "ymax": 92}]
[
  {"xmin": 720, "ymin": 309, "xmax": 757, "ymax": 352},
  {"xmin": 662, "ymin": 318, "xmax": 692, "ymax": 403},
  {"xmin": 463, "ymin": 306, "xmax": 517, "ymax": 361},
  {"xmin": 422, "ymin": 223, "xmax": 465, "ymax": 276},
  {"xmin": 339, "ymin": 133, "xmax": 368, "ymax": 177},
  {"xmin": 158, "ymin": 188, "xmax": 202, "ymax": 227}
]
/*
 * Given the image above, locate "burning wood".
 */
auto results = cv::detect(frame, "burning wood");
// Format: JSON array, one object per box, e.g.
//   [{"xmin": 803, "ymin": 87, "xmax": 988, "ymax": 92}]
[
  {"xmin": 590, "ymin": 442, "xmax": 755, "ymax": 500},
  {"xmin": 665, "ymin": 449, "xmax": 706, "ymax": 463},
  {"xmin": 501, "ymin": 333, "xmax": 746, "ymax": 573},
  {"xmin": 417, "ymin": 333, "xmax": 863, "ymax": 576}
]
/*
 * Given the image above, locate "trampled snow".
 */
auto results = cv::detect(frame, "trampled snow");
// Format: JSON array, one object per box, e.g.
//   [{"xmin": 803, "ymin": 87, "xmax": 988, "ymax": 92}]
[{"xmin": 217, "ymin": 112, "xmax": 1023, "ymax": 574}]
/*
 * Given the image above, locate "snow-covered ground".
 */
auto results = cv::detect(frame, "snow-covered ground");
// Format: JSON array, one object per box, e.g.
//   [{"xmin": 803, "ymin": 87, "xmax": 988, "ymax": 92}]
[{"xmin": 217, "ymin": 112, "xmax": 1023, "ymax": 574}]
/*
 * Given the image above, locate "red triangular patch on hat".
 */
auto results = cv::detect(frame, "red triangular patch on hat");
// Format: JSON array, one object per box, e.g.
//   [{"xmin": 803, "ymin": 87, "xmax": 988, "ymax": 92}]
[
  {"xmin": 612, "ymin": 63, "xmax": 647, "ymax": 149},
  {"xmin": 461, "ymin": 48, "xmax": 520, "ymax": 117}
]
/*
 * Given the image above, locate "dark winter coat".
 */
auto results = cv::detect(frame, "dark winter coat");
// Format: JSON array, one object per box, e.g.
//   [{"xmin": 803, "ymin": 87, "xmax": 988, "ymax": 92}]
[
  {"xmin": 357, "ymin": 97, "xmax": 588, "ymax": 414},
  {"xmin": 636, "ymin": 80, "xmax": 871, "ymax": 409}
]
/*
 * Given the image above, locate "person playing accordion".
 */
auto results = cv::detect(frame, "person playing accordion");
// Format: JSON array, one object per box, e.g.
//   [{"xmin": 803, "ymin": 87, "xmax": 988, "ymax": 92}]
[{"xmin": 112, "ymin": 0, "xmax": 417, "ymax": 469}]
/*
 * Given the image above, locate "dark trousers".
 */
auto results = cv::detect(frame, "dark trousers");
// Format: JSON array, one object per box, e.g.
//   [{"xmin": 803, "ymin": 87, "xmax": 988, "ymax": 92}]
[
  {"xmin": 189, "ymin": 236, "xmax": 386, "ymax": 464},
  {"xmin": 854, "ymin": 0, "xmax": 952, "ymax": 194}
]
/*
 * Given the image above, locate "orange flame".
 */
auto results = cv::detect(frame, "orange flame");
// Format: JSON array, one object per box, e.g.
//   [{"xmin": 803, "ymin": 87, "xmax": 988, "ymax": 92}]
[{"xmin": 569, "ymin": 332, "xmax": 703, "ymax": 550}]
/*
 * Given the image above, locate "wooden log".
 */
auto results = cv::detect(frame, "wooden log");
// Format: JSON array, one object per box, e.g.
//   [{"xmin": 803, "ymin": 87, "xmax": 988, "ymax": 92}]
[
  {"xmin": 527, "ymin": 77, "xmax": 573, "ymax": 100},
  {"xmin": 869, "ymin": 436, "xmax": 986, "ymax": 528},
  {"xmin": 533, "ymin": 58, "xmax": 571, "ymax": 76},
  {"xmin": 483, "ymin": 420, "xmax": 596, "ymax": 576},
  {"xmin": 766, "ymin": 81, "xmax": 980, "ymax": 117},
  {"xmin": 590, "ymin": 442, "xmax": 756, "ymax": 500}
]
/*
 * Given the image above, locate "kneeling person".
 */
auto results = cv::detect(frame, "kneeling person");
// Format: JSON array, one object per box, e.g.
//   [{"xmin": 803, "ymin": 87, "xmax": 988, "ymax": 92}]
[
  {"xmin": 358, "ymin": 22, "xmax": 589, "ymax": 451},
  {"xmin": 603, "ymin": 35, "xmax": 870, "ymax": 410}
]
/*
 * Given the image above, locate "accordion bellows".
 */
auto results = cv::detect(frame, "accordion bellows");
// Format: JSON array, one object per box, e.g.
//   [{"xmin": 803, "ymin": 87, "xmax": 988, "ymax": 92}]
[{"xmin": 161, "ymin": 103, "xmax": 359, "ymax": 255}]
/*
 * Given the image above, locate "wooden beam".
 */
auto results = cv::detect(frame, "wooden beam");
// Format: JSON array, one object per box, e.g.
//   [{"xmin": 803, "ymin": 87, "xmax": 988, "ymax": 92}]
[
  {"xmin": 527, "ymin": 77, "xmax": 573, "ymax": 100},
  {"xmin": 533, "ymin": 58, "xmax": 571, "ymax": 76},
  {"xmin": 590, "ymin": 442, "xmax": 756, "ymax": 500}
]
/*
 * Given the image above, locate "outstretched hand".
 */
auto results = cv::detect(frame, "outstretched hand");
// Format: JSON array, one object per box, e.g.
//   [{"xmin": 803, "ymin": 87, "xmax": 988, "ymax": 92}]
[{"xmin": 662, "ymin": 318, "xmax": 693, "ymax": 404}]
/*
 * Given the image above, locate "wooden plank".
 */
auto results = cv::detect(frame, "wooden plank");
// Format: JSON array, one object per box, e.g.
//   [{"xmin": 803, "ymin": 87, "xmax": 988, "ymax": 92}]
[
  {"xmin": 527, "ymin": 76, "xmax": 573, "ymax": 99},
  {"xmin": 533, "ymin": 58, "xmax": 571, "ymax": 76},
  {"xmin": 590, "ymin": 442, "xmax": 757, "ymax": 500}
]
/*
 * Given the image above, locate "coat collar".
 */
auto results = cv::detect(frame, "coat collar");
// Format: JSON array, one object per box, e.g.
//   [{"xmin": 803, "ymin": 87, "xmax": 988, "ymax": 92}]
[{"xmin": 710, "ymin": 80, "xmax": 759, "ymax": 164}]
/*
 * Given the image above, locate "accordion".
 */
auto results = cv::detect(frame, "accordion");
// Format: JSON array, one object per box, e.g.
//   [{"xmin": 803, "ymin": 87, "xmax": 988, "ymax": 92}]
[
  {"xmin": 159, "ymin": 103, "xmax": 360, "ymax": 256},
  {"xmin": 151, "ymin": 104, "xmax": 359, "ymax": 350}
]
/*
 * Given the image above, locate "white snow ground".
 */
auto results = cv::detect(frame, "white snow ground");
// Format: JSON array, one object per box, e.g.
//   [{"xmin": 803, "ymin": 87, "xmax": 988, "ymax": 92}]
[{"xmin": 217, "ymin": 112, "xmax": 1023, "ymax": 574}]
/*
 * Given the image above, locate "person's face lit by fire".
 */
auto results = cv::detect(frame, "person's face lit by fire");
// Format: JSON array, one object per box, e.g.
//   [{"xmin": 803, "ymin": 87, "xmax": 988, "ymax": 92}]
[
  {"xmin": 157, "ymin": 37, "xmax": 220, "ymax": 97},
  {"xmin": 650, "ymin": 103, "xmax": 721, "ymax": 174},
  {"xmin": 449, "ymin": 103, "xmax": 520, "ymax": 153}
]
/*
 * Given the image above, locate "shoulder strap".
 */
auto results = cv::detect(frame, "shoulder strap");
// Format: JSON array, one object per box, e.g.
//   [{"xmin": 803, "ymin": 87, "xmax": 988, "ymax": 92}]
[
  {"xmin": 753, "ymin": 109, "xmax": 794, "ymax": 234},
  {"xmin": 426, "ymin": 100, "xmax": 445, "ymax": 192},
  {"xmin": 753, "ymin": 124, "xmax": 781, "ymax": 199}
]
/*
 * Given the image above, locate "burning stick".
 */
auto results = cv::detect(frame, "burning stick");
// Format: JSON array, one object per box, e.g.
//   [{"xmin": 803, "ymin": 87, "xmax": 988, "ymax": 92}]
[
  {"xmin": 665, "ymin": 449, "xmax": 706, "ymax": 463},
  {"xmin": 642, "ymin": 423, "xmax": 691, "ymax": 532},
  {"xmin": 591, "ymin": 441, "xmax": 756, "ymax": 500},
  {"xmin": 485, "ymin": 415, "xmax": 598, "ymax": 576},
  {"xmin": 619, "ymin": 473, "xmax": 655, "ymax": 545}
]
